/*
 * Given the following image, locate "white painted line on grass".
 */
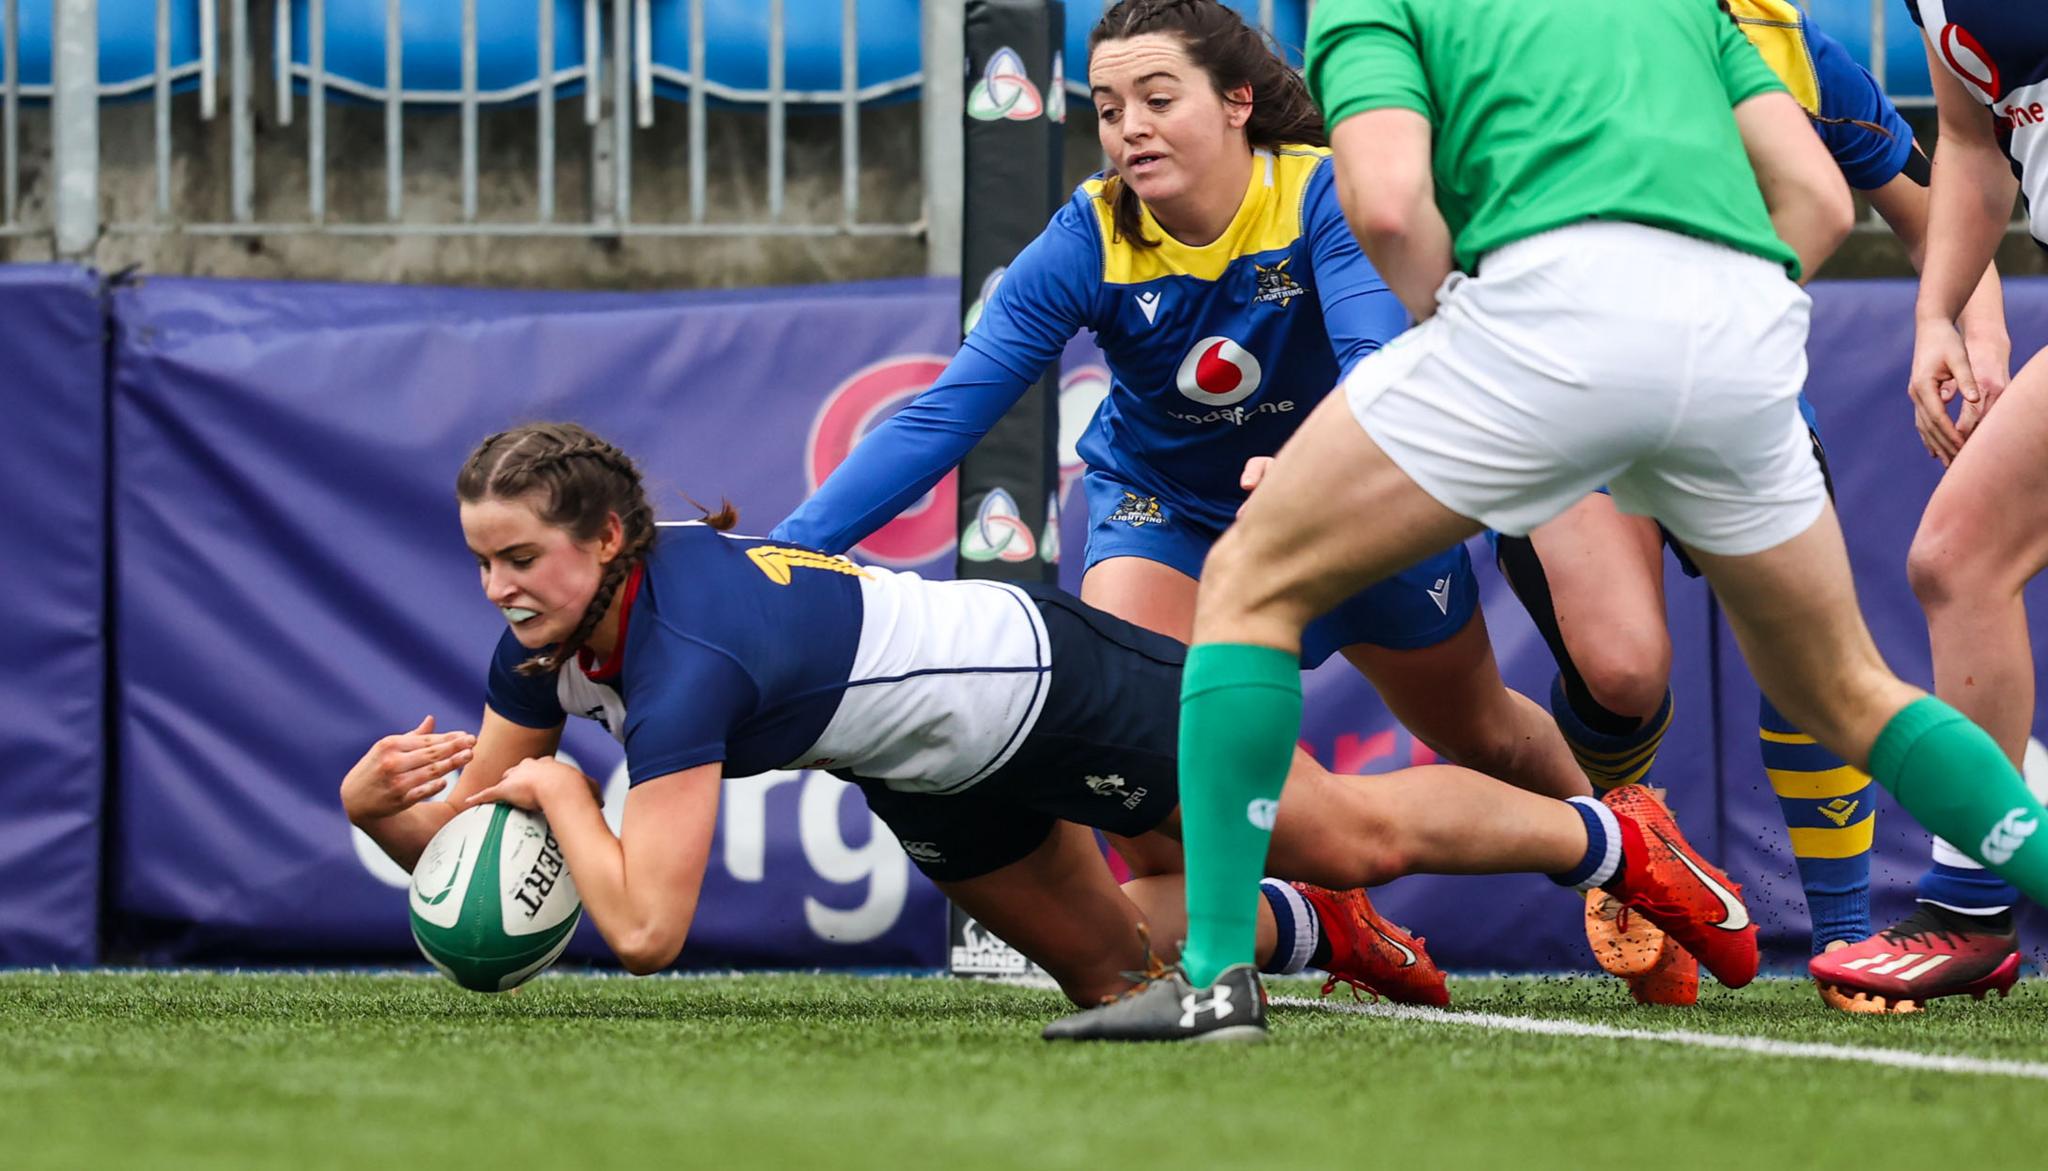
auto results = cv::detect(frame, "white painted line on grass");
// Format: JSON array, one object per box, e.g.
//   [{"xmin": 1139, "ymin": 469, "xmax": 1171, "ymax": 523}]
[{"xmin": 1272, "ymin": 996, "xmax": 2048, "ymax": 1082}]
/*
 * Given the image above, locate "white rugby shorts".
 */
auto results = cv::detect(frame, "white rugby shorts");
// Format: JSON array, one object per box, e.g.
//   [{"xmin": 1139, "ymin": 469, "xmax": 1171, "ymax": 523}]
[{"xmin": 1343, "ymin": 221, "xmax": 1826, "ymax": 556}]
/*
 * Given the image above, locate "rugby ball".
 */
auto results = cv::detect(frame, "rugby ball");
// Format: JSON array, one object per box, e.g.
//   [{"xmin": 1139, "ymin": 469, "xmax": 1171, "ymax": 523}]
[{"xmin": 408, "ymin": 803, "xmax": 582, "ymax": 992}]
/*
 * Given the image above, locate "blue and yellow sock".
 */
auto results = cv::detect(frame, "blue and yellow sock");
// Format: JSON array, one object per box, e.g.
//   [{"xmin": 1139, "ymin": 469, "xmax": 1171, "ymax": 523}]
[
  {"xmin": 1760, "ymin": 696, "xmax": 1873, "ymax": 952},
  {"xmin": 1550, "ymin": 675, "xmax": 1672, "ymax": 791}
]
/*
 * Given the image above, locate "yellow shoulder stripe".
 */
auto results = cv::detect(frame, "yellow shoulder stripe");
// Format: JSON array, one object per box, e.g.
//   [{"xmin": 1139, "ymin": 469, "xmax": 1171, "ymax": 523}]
[
  {"xmin": 1725, "ymin": 0, "xmax": 1821, "ymax": 116},
  {"xmin": 746, "ymin": 546, "xmax": 869, "ymax": 586},
  {"xmin": 1084, "ymin": 145, "xmax": 1329, "ymax": 285}
]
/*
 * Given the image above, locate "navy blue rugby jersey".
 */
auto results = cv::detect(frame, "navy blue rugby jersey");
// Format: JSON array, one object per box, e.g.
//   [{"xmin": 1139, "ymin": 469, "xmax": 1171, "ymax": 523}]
[
  {"xmin": 772, "ymin": 146, "xmax": 1408, "ymax": 547},
  {"xmin": 1907, "ymin": 0, "xmax": 2048, "ymax": 247},
  {"xmin": 485, "ymin": 523, "xmax": 1051, "ymax": 793}
]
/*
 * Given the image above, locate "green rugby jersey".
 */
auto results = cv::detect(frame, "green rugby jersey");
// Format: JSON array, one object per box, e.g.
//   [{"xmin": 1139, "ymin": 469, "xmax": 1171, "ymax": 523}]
[{"xmin": 1306, "ymin": 0, "xmax": 1801, "ymax": 278}]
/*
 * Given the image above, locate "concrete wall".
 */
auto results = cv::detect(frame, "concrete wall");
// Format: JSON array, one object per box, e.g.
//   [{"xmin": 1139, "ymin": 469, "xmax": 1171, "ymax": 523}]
[{"xmin": 2, "ymin": 66, "xmax": 2029, "ymax": 288}]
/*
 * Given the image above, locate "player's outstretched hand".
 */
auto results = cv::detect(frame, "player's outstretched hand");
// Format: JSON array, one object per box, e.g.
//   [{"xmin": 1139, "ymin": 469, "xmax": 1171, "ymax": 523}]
[
  {"xmin": 339, "ymin": 715, "xmax": 475, "ymax": 825},
  {"xmin": 1909, "ymin": 318, "xmax": 1976, "ymax": 466},
  {"xmin": 464, "ymin": 756, "xmax": 591, "ymax": 813}
]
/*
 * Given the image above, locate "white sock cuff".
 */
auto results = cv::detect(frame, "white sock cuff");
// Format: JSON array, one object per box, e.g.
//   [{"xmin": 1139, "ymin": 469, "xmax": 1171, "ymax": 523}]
[
  {"xmin": 1260, "ymin": 879, "xmax": 1318, "ymax": 975},
  {"xmin": 1931, "ymin": 836, "xmax": 1987, "ymax": 870},
  {"xmin": 1568, "ymin": 795, "xmax": 1624, "ymax": 892}
]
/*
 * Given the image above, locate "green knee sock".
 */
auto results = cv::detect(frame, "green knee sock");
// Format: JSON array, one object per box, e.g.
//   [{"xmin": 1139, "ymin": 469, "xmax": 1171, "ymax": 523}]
[
  {"xmin": 1178, "ymin": 643, "xmax": 1303, "ymax": 989},
  {"xmin": 1871, "ymin": 697, "xmax": 2048, "ymax": 905}
]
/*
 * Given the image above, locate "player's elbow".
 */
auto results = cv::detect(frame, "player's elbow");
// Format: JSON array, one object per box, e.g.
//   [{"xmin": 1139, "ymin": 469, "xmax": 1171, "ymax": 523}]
[
  {"xmin": 1344, "ymin": 183, "xmax": 1426, "ymax": 251},
  {"xmin": 1813, "ymin": 178, "xmax": 1856, "ymax": 253},
  {"xmin": 616, "ymin": 926, "xmax": 685, "ymax": 976}
]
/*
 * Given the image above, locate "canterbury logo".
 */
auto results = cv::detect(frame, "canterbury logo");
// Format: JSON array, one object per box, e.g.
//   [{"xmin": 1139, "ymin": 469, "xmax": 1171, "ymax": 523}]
[
  {"xmin": 1179, "ymin": 984, "xmax": 1235, "ymax": 1028},
  {"xmin": 746, "ymin": 546, "xmax": 869, "ymax": 586},
  {"xmin": 1836, "ymin": 952, "xmax": 1955, "ymax": 983},
  {"xmin": 1246, "ymin": 798, "xmax": 1279, "ymax": 831},
  {"xmin": 1657, "ymin": 830, "xmax": 1750, "ymax": 931},
  {"xmin": 1981, "ymin": 808, "xmax": 2038, "ymax": 866}
]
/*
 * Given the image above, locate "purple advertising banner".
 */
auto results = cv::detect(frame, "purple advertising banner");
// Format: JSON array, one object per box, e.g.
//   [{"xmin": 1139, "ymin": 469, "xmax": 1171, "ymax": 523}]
[
  {"xmin": 106, "ymin": 275, "xmax": 960, "ymax": 967},
  {"xmin": 0, "ymin": 265, "xmax": 105, "ymax": 966},
  {"xmin": 11, "ymin": 266, "xmax": 2037, "ymax": 973}
]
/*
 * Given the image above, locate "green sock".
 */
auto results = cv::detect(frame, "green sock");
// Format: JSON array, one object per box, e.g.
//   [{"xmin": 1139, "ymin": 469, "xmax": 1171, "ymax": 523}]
[
  {"xmin": 1870, "ymin": 696, "xmax": 2048, "ymax": 905},
  {"xmin": 1178, "ymin": 642, "xmax": 1303, "ymax": 988}
]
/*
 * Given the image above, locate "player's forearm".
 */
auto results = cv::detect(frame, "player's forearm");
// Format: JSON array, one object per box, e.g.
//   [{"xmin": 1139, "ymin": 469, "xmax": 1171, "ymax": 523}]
[
  {"xmin": 1774, "ymin": 202, "xmax": 1853, "ymax": 284},
  {"xmin": 352, "ymin": 803, "xmax": 460, "ymax": 874},
  {"xmin": 535, "ymin": 775, "xmax": 696, "ymax": 975},
  {"xmin": 1917, "ymin": 134, "xmax": 2016, "ymax": 327},
  {"xmin": 1956, "ymin": 260, "xmax": 2008, "ymax": 353},
  {"xmin": 1351, "ymin": 207, "xmax": 1456, "ymax": 323}
]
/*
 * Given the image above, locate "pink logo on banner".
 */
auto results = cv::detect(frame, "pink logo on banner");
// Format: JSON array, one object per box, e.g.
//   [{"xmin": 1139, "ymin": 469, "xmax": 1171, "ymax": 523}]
[{"xmin": 807, "ymin": 356, "xmax": 957, "ymax": 566}]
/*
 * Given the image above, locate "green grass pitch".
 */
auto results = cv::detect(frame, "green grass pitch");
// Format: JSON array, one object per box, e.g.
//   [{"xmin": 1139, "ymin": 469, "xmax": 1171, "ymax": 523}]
[{"xmin": 4, "ymin": 970, "xmax": 2045, "ymax": 1170}]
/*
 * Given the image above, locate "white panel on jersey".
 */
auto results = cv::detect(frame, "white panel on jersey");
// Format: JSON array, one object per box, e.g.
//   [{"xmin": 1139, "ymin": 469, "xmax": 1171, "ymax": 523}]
[
  {"xmin": 556, "ymin": 666, "xmax": 628, "ymax": 746},
  {"xmin": 1998, "ymin": 79, "xmax": 2048, "ymax": 248},
  {"xmin": 788, "ymin": 570, "xmax": 1051, "ymax": 795}
]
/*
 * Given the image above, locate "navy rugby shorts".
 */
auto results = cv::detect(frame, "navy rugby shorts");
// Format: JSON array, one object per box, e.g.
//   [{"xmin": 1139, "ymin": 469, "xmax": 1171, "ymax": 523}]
[
  {"xmin": 1078, "ymin": 466, "xmax": 1476, "ymax": 666},
  {"xmin": 852, "ymin": 585, "xmax": 1185, "ymax": 882}
]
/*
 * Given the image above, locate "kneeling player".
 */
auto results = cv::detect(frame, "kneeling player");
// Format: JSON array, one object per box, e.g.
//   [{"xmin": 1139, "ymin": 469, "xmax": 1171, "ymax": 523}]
[{"xmin": 342, "ymin": 423, "xmax": 1757, "ymax": 1023}]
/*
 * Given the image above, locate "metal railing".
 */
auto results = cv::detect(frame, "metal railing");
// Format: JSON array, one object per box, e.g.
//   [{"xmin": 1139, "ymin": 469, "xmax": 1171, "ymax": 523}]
[{"xmin": 4, "ymin": 0, "xmax": 968, "ymax": 266}]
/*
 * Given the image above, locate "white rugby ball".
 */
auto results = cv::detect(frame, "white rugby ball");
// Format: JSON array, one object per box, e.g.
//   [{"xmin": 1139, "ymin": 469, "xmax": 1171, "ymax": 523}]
[{"xmin": 408, "ymin": 803, "xmax": 583, "ymax": 992}]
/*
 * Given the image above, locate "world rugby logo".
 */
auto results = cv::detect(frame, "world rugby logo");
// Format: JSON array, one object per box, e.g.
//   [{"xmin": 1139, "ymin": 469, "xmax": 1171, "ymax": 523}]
[
  {"xmin": 967, "ymin": 47, "xmax": 1044, "ymax": 122},
  {"xmin": 1176, "ymin": 337, "xmax": 1261, "ymax": 407}
]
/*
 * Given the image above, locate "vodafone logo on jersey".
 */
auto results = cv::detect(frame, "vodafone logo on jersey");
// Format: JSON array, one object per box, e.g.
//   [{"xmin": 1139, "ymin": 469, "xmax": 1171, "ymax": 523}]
[
  {"xmin": 1175, "ymin": 336, "xmax": 1262, "ymax": 407},
  {"xmin": 1943, "ymin": 24, "xmax": 2002, "ymax": 102}
]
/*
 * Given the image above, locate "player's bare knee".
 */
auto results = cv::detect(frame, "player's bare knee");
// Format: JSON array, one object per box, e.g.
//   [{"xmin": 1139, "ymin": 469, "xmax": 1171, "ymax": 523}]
[
  {"xmin": 1907, "ymin": 527, "xmax": 2004, "ymax": 612},
  {"xmin": 1575, "ymin": 650, "xmax": 1671, "ymax": 721}
]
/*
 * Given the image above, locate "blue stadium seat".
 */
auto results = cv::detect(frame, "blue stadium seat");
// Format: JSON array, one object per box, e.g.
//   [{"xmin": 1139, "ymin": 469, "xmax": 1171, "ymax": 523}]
[
  {"xmin": 1806, "ymin": 0, "xmax": 1932, "ymax": 98},
  {"xmin": 644, "ymin": 0, "xmax": 922, "ymax": 105},
  {"xmin": 1062, "ymin": 0, "xmax": 1307, "ymax": 94},
  {"xmin": 283, "ymin": 0, "xmax": 590, "ymax": 104},
  {"xmin": 1, "ymin": 0, "xmax": 206, "ymax": 100}
]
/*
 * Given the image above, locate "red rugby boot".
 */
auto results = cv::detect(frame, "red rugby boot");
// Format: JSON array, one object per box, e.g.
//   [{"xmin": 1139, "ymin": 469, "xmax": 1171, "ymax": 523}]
[
  {"xmin": 1292, "ymin": 883, "xmax": 1450, "ymax": 1007},
  {"xmin": 1600, "ymin": 784, "xmax": 1759, "ymax": 989},
  {"xmin": 1810, "ymin": 905, "xmax": 2021, "ymax": 1014}
]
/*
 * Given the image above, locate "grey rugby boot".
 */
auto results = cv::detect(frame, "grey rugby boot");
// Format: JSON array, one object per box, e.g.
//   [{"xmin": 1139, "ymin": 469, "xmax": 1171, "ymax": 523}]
[{"xmin": 1041, "ymin": 963, "xmax": 1268, "ymax": 1043}]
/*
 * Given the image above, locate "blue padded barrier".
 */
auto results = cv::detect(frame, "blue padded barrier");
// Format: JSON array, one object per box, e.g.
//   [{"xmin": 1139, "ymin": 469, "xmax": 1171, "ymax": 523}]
[
  {"xmin": 0, "ymin": 264, "xmax": 105, "ymax": 967},
  {"xmin": 1061, "ymin": 1, "xmax": 1306, "ymax": 95},
  {"xmin": 644, "ymin": 0, "xmax": 923, "ymax": 105},
  {"xmin": 1807, "ymin": 0, "xmax": 1933, "ymax": 99},
  {"xmin": 0, "ymin": 0, "xmax": 203, "ymax": 99},
  {"xmin": 285, "ymin": 0, "xmax": 589, "ymax": 103}
]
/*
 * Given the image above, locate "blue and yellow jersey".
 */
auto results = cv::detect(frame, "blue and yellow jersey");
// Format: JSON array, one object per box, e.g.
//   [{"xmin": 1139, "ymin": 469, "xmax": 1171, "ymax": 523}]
[
  {"xmin": 772, "ymin": 146, "xmax": 1406, "ymax": 547},
  {"xmin": 485, "ymin": 523, "xmax": 1052, "ymax": 793},
  {"xmin": 1727, "ymin": 0, "xmax": 1915, "ymax": 190}
]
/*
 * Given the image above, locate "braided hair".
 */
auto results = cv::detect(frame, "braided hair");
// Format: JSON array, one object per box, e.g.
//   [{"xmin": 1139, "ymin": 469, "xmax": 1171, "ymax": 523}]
[
  {"xmin": 456, "ymin": 422, "xmax": 660, "ymax": 677},
  {"xmin": 1089, "ymin": 0, "xmax": 1325, "ymax": 249}
]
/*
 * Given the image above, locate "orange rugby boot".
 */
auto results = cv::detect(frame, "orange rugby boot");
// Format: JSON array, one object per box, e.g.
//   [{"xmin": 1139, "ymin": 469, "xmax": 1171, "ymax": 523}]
[{"xmin": 1292, "ymin": 882, "xmax": 1450, "ymax": 1007}]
